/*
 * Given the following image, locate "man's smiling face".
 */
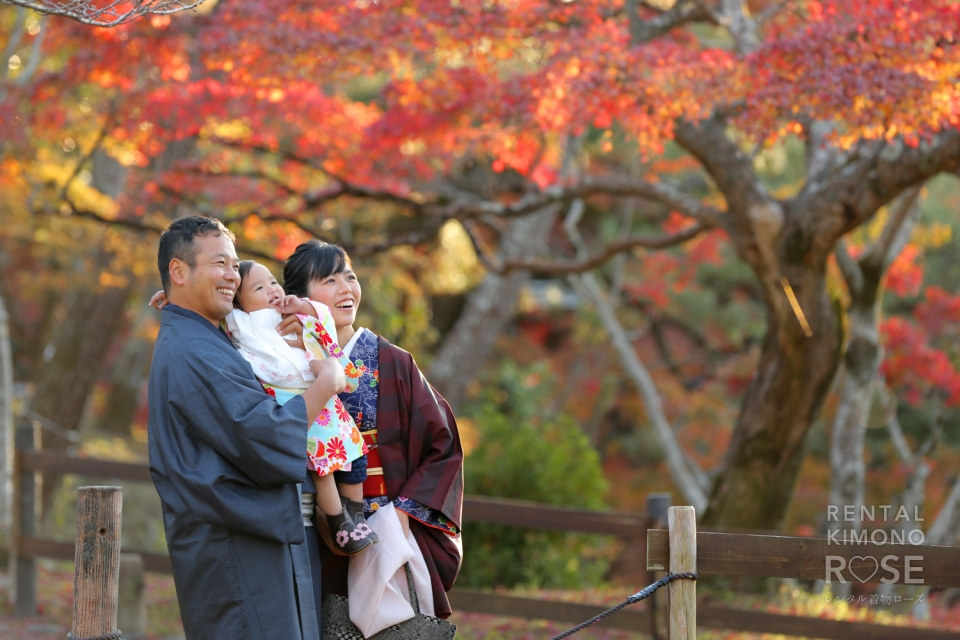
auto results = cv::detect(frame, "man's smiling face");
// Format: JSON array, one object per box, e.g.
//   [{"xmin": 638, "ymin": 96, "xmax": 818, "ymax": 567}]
[{"xmin": 171, "ymin": 232, "xmax": 241, "ymax": 324}]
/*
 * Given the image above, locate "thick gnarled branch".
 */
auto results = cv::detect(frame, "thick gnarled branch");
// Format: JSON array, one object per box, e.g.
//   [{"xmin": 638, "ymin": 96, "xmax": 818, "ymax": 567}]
[
  {"xmin": 466, "ymin": 219, "xmax": 708, "ymax": 276},
  {"xmin": 626, "ymin": 0, "xmax": 714, "ymax": 44}
]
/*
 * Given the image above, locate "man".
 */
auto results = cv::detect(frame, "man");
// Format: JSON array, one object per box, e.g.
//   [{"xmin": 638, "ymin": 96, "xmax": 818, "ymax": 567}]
[{"xmin": 148, "ymin": 216, "xmax": 344, "ymax": 639}]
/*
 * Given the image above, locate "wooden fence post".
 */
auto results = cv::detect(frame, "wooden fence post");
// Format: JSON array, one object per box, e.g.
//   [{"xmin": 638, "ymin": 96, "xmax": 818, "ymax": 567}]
[
  {"xmin": 70, "ymin": 486, "xmax": 123, "ymax": 640},
  {"xmin": 647, "ymin": 492, "xmax": 672, "ymax": 640},
  {"xmin": 117, "ymin": 553, "xmax": 147, "ymax": 639},
  {"xmin": 668, "ymin": 506, "xmax": 695, "ymax": 640},
  {"xmin": 13, "ymin": 419, "xmax": 36, "ymax": 618}
]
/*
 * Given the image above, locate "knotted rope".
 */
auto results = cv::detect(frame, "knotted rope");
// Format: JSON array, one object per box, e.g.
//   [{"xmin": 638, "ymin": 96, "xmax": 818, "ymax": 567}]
[{"xmin": 548, "ymin": 572, "xmax": 698, "ymax": 640}]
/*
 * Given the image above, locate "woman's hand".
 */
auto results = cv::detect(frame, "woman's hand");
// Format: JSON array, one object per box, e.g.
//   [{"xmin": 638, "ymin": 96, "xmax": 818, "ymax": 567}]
[
  {"xmin": 148, "ymin": 290, "xmax": 168, "ymax": 310},
  {"xmin": 276, "ymin": 313, "xmax": 305, "ymax": 346}
]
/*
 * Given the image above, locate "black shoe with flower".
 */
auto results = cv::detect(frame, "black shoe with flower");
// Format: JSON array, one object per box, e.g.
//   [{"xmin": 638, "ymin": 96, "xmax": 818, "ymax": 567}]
[
  {"xmin": 341, "ymin": 496, "xmax": 380, "ymax": 546},
  {"xmin": 324, "ymin": 507, "xmax": 376, "ymax": 556}
]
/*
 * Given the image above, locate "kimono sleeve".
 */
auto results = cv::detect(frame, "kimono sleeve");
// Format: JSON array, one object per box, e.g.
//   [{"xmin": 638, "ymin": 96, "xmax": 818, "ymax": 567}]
[
  {"xmin": 299, "ymin": 300, "xmax": 359, "ymax": 393},
  {"xmin": 397, "ymin": 353, "xmax": 464, "ymax": 528},
  {"xmin": 171, "ymin": 355, "xmax": 309, "ymax": 489}
]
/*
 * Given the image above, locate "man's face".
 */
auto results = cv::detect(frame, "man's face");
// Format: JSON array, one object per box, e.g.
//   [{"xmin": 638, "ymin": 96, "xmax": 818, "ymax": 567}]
[{"xmin": 169, "ymin": 232, "xmax": 240, "ymax": 324}]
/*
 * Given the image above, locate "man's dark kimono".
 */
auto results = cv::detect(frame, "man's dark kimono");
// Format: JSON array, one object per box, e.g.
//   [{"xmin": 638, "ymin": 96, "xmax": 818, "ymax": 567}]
[
  {"xmin": 321, "ymin": 336, "xmax": 464, "ymax": 618},
  {"xmin": 148, "ymin": 305, "xmax": 319, "ymax": 640}
]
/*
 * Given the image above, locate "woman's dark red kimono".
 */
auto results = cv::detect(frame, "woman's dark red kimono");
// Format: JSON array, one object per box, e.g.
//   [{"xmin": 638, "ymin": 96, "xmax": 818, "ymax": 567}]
[{"xmin": 319, "ymin": 336, "xmax": 464, "ymax": 619}]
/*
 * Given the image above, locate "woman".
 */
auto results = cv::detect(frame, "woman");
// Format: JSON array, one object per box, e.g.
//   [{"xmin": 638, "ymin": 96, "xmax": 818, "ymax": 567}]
[{"xmin": 279, "ymin": 240, "xmax": 463, "ymax": 624}]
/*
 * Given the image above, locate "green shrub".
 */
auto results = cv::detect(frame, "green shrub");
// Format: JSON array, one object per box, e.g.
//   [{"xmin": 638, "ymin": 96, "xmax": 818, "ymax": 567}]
[{"xmin": 459, "ymin": 362, "xmax": 617, "ymax": 589}]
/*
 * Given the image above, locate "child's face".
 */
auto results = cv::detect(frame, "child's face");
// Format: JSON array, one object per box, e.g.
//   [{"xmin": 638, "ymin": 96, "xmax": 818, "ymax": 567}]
[
  {"xmin": 307, "ymin": 268, "xmax": 361, "ymax": 329},
  {"xmin": 236, "ymin": 263, "xmax": 285, "ymax": 312}
]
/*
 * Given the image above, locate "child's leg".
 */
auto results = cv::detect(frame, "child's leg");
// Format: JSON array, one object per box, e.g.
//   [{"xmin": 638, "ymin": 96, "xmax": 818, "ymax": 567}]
[
  {"xmin": 335, "ymin": 453, "xmax": 368, "ymax": 502},
  {"xmin": 337, "ymin": 481, "xmax": 363, "ymax": 502},
  {"xmin": 314, "ymin": 469, "xmax": 376, "ymax": 556},
  {"xmin": 311, "ymin": 471, "xmax": 344, "ymax": 516}
]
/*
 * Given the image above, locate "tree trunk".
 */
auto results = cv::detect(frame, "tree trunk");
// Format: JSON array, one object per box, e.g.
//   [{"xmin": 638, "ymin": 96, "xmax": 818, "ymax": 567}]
[
  {"xmin": 702, "ymin": 239, "xmax": 843, "ymax": 528},
  {"xmin": 428, "ymin": 207, "xmax": 555, "ymax": 410},
  {"xmin": 829, "ymin": 189, "xmax": 920, "ymax": 537},
  {"xmin": 0, "ymin": 294, "xmax": 13, "ymax": 530},
  {"xmin": 92, "ymin": 332, "xmax": 152, "ymax": 437},
  {"xmin": 30, "ymin": 150, "xmax": 135, "ymax": 515},
  {"xmin": 31, "ymin": 277, "xmax": 134, "ymax": 511}
]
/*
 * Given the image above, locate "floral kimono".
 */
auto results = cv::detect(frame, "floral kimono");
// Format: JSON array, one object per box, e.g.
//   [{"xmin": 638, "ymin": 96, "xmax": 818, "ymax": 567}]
[
  {"xmin": 225, "ymin": 300, "xmax": 367, "ymax": 476},
  {"xmin": 320, "ymin": 330, "xmax": 463, "ymax": 619}
]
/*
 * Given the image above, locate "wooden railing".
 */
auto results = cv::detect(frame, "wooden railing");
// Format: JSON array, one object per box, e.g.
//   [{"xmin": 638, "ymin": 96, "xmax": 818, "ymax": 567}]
[{"xmin": 11, "ymin": 427, "xmax": 960, "ymax": 639}]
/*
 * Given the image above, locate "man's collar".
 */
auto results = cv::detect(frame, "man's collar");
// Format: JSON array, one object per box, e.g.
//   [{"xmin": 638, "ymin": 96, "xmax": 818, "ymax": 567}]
[{"xmin": 164, "ymin": 304, "xmax": 232, "ymax": 346}]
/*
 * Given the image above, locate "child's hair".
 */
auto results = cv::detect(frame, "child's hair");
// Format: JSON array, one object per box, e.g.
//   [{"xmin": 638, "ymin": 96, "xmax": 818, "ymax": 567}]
[
  {"xmin": 233, "ymin": 260, "xmax": 257, "ymax": 310},
  {"xmin": 282, "ymin": 240, "xmax": 352, "ymax": 297}
]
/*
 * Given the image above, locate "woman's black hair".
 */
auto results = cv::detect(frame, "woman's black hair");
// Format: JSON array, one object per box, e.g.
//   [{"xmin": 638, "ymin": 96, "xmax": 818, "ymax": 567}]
[
  {"xmin": 282, "ymin": 240, "xmax": 352, "ymax": 298},
  {"xmin": 233, "ymin": 260, "xmax": 257, "ymax": 310}
]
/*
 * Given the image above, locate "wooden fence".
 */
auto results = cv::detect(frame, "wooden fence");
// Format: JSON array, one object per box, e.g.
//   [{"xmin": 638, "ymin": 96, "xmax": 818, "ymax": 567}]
[{"xmin": 11, "ymin": 427, "xmax": 960, "ymax": 639}]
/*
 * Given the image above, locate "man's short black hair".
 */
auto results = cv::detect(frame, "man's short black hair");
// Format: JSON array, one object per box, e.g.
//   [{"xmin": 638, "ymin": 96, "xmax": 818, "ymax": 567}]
[
  {"xmin": 282, "ymin": 240, "xmax": 352, "ymax": 298},
  {"xmin": 157, "ymin": 216, "xmax": 236, "ymax": 293}
]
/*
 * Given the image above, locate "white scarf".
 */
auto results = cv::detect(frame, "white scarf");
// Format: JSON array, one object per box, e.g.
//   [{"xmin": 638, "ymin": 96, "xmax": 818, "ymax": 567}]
[{"xmin": 225, "ymin": 308, "xmax": 314, "ymax": 388}]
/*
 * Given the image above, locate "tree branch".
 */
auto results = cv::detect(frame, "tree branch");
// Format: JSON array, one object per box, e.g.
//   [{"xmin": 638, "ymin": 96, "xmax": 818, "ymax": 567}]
[
  {"xmin": 927, "ymin": 475, "xmax": 960, "ymax": 545},
  {"xmin": 14, "ymin": 17, "xmax": 44, "ymax": 87},
  {"xmin": 564, "ymin": 199, "xmax": 709, "ymax": 511},
  {"xmin": 803, "ymin": 130, "xmax": 960, "ymax": 237},
  {"xmin": 882, "ymin": 385, "xmax": 915, "ymax": 466},
  {"xmin": 59, "ymin": 112, "xmax": 114, "ymax": 204},
  {"xmin": 859, "ymin": 186, "xmax": 922, "ymax": 272},
  {"xmin": 834, "ymin": 238, "xmax": 863, "ymax": 298},
  {"xmin": 36, "ymin": 200, "xmax": 287, "ymax": 264},
  {"xmin": 626, "ymin": 0, "xmax": 714, "ymax": 45},
  {"xmin": 717, "ymin": 0, "xmax": 761, "ymax": 53},
  {"xmin": 437, "ymin": 175, "xmax": 724, "ymax": 226},
  {"xmin": 3, "ymin": 0, "xmax": 207, "ymax": 27},
  {"xmin": 1, "ymin": 8, "xmax": 26, "ymax": 81},
  {"xmin": 470, "ymin": 221, "xmax": 708, "ymax": 276}
]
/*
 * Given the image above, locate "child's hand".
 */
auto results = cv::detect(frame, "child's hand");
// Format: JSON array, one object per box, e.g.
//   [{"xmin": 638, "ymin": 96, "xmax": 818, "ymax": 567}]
[
  {"xmin": 277, "ymin": 295, "xmax": 315, "ymax": 317},
  {"xmin": 148, "ymin": 290, "xmax": 168, "ymax": 310}
]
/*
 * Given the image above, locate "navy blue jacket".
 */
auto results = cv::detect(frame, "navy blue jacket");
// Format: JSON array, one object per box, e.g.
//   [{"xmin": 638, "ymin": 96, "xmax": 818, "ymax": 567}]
[{"xmin": 148, "ymin": 305, "xmax": 319, "ymax": 640}]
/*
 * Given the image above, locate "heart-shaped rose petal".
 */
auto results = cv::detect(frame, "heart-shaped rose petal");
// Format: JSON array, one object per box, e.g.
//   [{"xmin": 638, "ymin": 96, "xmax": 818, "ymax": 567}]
[{"xmin": 848, "ymin": 555, "xmax": 879, "ymax": 583}]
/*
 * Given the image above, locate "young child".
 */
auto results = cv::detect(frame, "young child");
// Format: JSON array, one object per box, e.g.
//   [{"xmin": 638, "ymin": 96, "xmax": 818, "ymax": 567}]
[{"xmin": 224, "ymin": 260, "xmax": 377, "ymax": 555}]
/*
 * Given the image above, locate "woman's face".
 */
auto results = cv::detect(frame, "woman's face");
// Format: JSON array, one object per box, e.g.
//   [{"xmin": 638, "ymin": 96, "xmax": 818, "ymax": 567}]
[
  {"xmin": 307, "ymin": 268, "xmax": 361, "ymax": 330},
  {"xmin": 236, "ymin": 263, "xmax": 285, "ymax": 312}
]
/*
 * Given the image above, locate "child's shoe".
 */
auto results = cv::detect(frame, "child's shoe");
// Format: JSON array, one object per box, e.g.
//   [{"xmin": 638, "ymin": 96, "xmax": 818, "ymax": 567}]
[
  {"xmin": 323, "ymin": 507, "xmax": 376, "ymax": 556},
  {"xmin": 342, "ymin": 497, "xmax": 380, "ymax": 546}
]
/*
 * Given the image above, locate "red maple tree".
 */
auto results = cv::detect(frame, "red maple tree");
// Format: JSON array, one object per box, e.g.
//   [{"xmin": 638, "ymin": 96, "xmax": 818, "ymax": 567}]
[{"xmin": 4, "ymin": 0, "xmax": 960, "ymax": 528}]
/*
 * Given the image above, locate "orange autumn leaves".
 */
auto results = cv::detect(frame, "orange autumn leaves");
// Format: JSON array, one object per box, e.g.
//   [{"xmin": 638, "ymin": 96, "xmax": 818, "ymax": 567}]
[{"xmin": 10, "ymin": 0, "xmax": 960, "ymax": 194}]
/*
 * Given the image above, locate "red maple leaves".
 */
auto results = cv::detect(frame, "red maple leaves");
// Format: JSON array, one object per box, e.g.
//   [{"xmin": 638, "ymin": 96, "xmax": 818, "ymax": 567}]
[{"xmin": 882, "ymin": 286, "xmax": 960, "ymax": 407}]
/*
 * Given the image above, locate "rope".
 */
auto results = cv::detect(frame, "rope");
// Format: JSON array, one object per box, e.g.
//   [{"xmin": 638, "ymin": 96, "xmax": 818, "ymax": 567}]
[
  {"xmin": 67, "ymin": 632, "xmax": 122, "ymax": 640},
  {"xmin": 547, "ymin": 572, "xmax": 698, "ymax": 640}
]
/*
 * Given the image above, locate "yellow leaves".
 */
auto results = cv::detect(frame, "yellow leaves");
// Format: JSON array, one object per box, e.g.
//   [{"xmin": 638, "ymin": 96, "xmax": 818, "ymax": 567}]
[
  {"xmin": 201, "ymin": 118, "xmax": 252, "ymax": 141},
  {"xmin": 99, "ymin": 272, "xmax": 129, "ymax": 288},
  {"xmin": 422, "ymin": 220, "xmax": 485, "ymax": 295},
  {"xmin": 252, "ymin": 87, "xmax": 286, "ymax": 103},
  {"xmin": 33, "ymin": 160, "xmax": 119, "ymax": 219},
  {"xmin": 911, "ymin": 222, "xmax": 952, "ymax": 250},
  {"xmin": 102, "ymin": 140, "xmax": 146, "ymax": 167},
  {"xmin": 150, "ymin": 14, "xmax": 171, "ymax": 29},
  {"xmin": 457, "ymin": 416, "xmax": 479, "ymax": 457},
  {"xmin": 400, "ymin": 138, "xmax": 425, "ymax": 155}
]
